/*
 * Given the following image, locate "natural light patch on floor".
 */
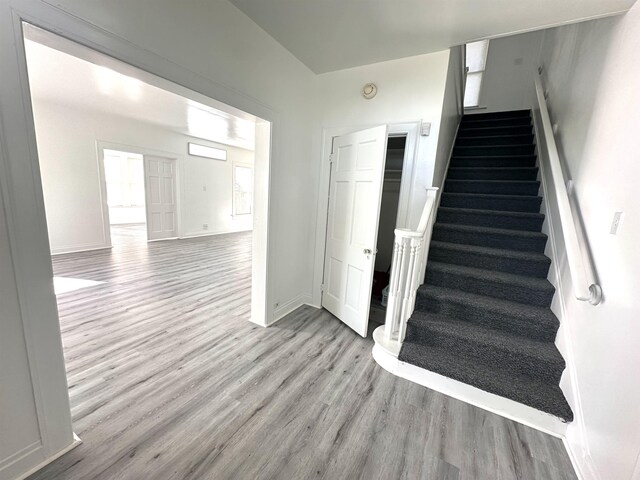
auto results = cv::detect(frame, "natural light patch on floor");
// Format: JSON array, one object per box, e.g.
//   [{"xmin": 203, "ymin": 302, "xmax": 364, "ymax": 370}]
[{"xmin": 53, "ymin": 276, "xmax": 105, "ymax": 295}]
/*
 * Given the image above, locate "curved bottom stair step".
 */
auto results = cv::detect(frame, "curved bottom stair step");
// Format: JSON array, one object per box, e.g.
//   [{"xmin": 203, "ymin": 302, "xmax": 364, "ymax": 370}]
[{"xmin": 398, "ymin": 340, "xmax": 573, "ymax": 421}]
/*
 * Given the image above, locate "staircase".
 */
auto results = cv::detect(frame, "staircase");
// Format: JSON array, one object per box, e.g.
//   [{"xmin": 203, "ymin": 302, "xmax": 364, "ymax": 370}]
[{"xmin": 398, "ymin": 109, "xmax": 573, "ymax": 422}]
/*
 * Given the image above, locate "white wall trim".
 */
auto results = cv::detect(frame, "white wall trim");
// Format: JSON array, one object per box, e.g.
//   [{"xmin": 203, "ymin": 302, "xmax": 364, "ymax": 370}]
[
  {"xmin": 311, "ymin": 121, "xmax": 422, "ymax": 308},
  {"xmin": 50, "ymin": 242, "xmax": 112, "ymax": 256},
  {"xmin": 12, "ymin": 434, "xmax": 81, "ymax": 480},
  {"xmin": 270, "ymin": 293, "xmax": 314, "ymax": 326}
]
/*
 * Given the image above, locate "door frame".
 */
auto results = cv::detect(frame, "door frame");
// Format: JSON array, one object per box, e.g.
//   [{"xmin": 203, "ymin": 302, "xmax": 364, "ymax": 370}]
[
  {"xmin": 98, "ymin": 141, "xmax": 184, "ymax": 245},
  {"xmin": 312, "ymin": 121, "xmax": 421, "ymax": 308},
  {"xmin": 0, "ymin": 4, "xmax": 275, "ymax": 475}
]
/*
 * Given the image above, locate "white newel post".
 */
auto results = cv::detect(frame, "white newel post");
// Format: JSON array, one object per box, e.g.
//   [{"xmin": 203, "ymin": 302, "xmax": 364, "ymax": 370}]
[{"xmin": 383, "ymin": 187, "xmax": 438, "ymax": 346}]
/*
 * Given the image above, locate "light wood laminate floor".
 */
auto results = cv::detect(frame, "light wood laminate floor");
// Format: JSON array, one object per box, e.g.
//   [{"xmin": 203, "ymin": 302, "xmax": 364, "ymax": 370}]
[{"xmin": 29, "ymin": 232, "xmax": 577, "ymax": 480}]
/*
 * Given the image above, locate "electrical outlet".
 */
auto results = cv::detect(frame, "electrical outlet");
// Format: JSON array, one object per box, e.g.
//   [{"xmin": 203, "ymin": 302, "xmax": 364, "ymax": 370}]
[
  {"xmin": 610, "ymin": 212, "xmax": 624, "ymax": 235},
  {"xmin": 203, "ymin": 223, "xmax": 209, "ymax": 230}
]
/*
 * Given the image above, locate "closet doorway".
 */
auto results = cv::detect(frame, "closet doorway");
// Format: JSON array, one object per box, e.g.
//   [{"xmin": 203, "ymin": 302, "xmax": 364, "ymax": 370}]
[{"xmin": 370, "ymin": 135, "xmax": 408, "ymax": 327}]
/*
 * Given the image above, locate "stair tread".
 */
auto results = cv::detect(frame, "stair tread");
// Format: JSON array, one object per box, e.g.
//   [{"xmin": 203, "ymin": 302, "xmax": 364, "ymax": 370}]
[
  {"xmin": 416, "ymin": 284, "xmax": 557, "ymax": 324},
  {"xmin": 446, "ymin": 179, "xmax": 539, "ymax": 184},
  {"xmin": 428, "ymin": 261, "xmax": 554, "ymax": 292},
  {"xmin": 398, "ymin": 341, "xmax": 572, "ymax": 421},
  {"xmin": 442, "ymin": 192, "xmax": 541, "ymax": 201},
  {"xmin": 407, "ymin": 312, "xmax": 564, "ymax": 364},
  {"xmin": 456, "ymin": 134, "xmax": 533, "ymax": 140},
  {"xmin": 434, "ymin": 222, "xmax": 547, "ymax": 239},
  {"xmin": 448, "ymin": 166, "xmax": 538, "ymax": 171},
  {"xmin": 438, "ymin": 206, "xmax": 544, "ymax": 219},
  {"xmin": 459, "ymin": 125, "xmax": 532, "ymax": 132},
  {"xmin": 430, "ymin": 240, "xmax": 550, "ymax": 263}
]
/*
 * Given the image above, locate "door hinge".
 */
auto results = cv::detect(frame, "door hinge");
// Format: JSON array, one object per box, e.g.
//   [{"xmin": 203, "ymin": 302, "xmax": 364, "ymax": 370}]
[
  {"xmin": 321, "ymin": 283, "xmax": 327, "ymax": 292},
  {"xmin": 328, "ymin": 154, "xmax": 334, "ymax": 164}
]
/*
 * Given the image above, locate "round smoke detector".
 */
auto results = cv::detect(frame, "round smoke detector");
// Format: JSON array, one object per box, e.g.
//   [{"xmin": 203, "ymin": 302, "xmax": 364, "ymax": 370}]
[{"xmin": 362, "ymin": 83, "xmax": 377, "ymax": 99}]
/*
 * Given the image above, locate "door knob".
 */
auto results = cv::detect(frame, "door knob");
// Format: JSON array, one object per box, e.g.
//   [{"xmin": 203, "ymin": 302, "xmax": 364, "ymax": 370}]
[{"xmin": 364, "ymin": 248, "xmax": 372, "ymax": 255}]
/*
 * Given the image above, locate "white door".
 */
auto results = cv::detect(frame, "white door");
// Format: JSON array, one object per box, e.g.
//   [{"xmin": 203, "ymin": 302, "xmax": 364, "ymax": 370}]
[
  {"xmin": 322, "ymin": 125, "xmax": 389, "ymax": 337},
  {"xmin": 144, "ymin": 155, "xmax": 177, "ymax": 240}
]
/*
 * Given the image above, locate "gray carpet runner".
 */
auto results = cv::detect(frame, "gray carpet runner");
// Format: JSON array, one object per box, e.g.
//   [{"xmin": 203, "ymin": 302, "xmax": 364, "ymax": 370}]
[{"xmin": 398, "ymin": 109, "xmax": 573, "ymax": 421}]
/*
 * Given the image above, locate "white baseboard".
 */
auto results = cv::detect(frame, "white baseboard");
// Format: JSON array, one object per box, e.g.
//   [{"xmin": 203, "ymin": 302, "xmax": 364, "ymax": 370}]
[
  {"xmin": 372, "ymin": 326, "xmax": 568, "ymax": 438},
  {"xmin": 180, "ymin": 228, "xmax": 252, "ymax": 239},
  {"xmin": 269, "ymin": 293, "xmax": 313, "ymax": 326},
  {"xmin": 51, "ymin": 243, "xmax": 111, "ymax": 255},
  {"xmin": 12, "ymin": 433, "xmax": 82, "ymax": 480}
]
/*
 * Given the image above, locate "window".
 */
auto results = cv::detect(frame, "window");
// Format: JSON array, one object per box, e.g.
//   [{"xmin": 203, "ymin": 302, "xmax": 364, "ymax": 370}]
[
  {"xmin": 233, "ymin": 164, "xmax": 253, "ymax": 216},
  {"xmin": 188, "ymin": 142, "xmax": 227, "ymax": 161},
  {"xmin": 464, "ymin": 39, "xmax": 490, "ymax": 108},
  {"xmin": 103, "ymin": 150, "xmax": 145, "ymax": 207}
]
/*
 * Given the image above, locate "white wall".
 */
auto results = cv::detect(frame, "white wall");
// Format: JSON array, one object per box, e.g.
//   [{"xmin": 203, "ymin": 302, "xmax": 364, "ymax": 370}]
[
  {"xmin": 0, "ymin": 0, "xmax": 319, "ymax": 477},
  {"xmin": 537, "ymin": 7, "xmax": 640, "ymax": 480},
  {"xmin": 432, "ymin": 46, "xmax": 464, "ymax": 192},
  {"xmin": 33, "ymin": 100, "xmax": 254, "ymax": 253},
  {"xmin": 318, "ymin": 50, "xmax": 451, "ymax": 229},
  {"xmin": 109, "ymin": 206, "xmax": 146, "ymax": 225},
  {"xmin": 472, "ymin": 31, "xmax": 544, "ymax": 113}
]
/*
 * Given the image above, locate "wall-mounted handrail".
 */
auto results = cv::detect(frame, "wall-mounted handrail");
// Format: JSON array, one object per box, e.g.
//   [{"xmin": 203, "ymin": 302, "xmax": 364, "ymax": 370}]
[
  {"xmin": 534, "ymin": 74, "xmax": 602, "ymax": 305},
  {"xmin": 384, "ymin": 187, "xmax": 439, "ymax": 344}
]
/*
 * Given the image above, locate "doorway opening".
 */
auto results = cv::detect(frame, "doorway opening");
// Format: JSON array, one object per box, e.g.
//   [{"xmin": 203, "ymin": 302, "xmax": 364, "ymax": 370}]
[
  {"xmin": 369, "ymin": 135, "xmax": 407, "ymax": 330},
  {"xmin": 22, "ymin": 21, "xmax": 271, "ymax": 440},
  {"xmin": 103, "ymin": 149, "xmax": 147, "ymax": 245}
]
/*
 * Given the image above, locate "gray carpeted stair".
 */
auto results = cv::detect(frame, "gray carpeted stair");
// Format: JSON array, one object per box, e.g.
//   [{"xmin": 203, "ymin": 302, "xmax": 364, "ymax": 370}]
[{"xmin": 398, "ymin": 109, "xmax": 573, "ymax": 422}]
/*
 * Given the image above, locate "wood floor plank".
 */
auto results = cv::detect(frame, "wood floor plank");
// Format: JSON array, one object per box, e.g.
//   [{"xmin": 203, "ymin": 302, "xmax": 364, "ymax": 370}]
[{"xmin": 28, "ymin": 229, "xmax": 577, "ymax": 480}]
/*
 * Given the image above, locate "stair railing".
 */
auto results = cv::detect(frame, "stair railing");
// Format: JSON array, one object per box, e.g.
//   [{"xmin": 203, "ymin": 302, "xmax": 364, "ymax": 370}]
[
  {"xmin": 534, "ymin": 73, "xmax": 602, "ymax": 305},
  {"xmin": 384, "ymin": 187, "xmax": 439, "ymax": 344}
]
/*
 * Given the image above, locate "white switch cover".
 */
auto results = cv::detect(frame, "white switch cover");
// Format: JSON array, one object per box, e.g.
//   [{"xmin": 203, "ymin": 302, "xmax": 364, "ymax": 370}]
[
  {"xmin": 610, "ymin": 211, "xmax": 624, "ymax": 235},
  {"xmin": 421, "ymin": 122, "xmax": 431, "ymax": 136}
]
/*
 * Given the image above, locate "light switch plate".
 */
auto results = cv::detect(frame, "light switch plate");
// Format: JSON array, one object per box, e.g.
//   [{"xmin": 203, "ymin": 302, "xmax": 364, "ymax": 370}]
[{"xmin": 610, "ymin": 212, "xmax": 624, "ymax": 235}]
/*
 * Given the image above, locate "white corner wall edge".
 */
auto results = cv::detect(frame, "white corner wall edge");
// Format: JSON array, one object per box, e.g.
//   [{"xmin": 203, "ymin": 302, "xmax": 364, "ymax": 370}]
[
  {"xmin": 371, "ymin": 326, "xmax": 568, "ymax": 438},
  {"xmin": 11, "ymin": 434, "xmax": 81, "ymax": 480},
  {"xmin": 532, "ymin": 107, "xmax": 599, "ymax": 480}
]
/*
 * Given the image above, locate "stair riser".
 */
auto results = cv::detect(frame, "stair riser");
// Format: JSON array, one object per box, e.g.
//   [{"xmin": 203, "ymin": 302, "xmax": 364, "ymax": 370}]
[
  {"xmin": 460, "ymin": 117, "xmax": 532, "ymax": 128},
  {"xmin": 429, "ymin": 246, "xmax": 551, "ymax": 278},
  {"xmin": 456, "ymin": 135, "xmax": 534, "ymax": 147},
  {"xmin": 425, "ymin": 268, "xmax": 554, "ymax": 307},
  {"xmin": 405, "ymin": 326, "xmax": 564, "ymax": 382},
  {"xmin": 445, "ymin": 180, "xmax": 540, "ymax": 196},
  {"xmin": 447, "ymin": 168, "xmax": 538, "ymax": 181},
  {"xmin": 463, "ymin": 110, "xmax": 531, "ymax": 121},
  {"xmin": 437, "ymin": 209, "xmax": 544, "ymax": 232},
  {"xmin": 432, "ymin": 226, "xmax": 548, "ymax": 253},
  {"xmin": 415, "ymin": 291, "xmax": 557, "ymax": 342},
  {"xmin": 457, "ymin": 125, "xmax": 533, "ymax": 137},
  {"xmin": 454, "ymin": 145, "xmax": 535, "ymax": 156},
  {"xmin": 450, "ymin": 156, "xmax": 537, "ymax": 168},
  {"xmin": 440, "ymin": 194, "xmax": 542, "ymax": 213}
]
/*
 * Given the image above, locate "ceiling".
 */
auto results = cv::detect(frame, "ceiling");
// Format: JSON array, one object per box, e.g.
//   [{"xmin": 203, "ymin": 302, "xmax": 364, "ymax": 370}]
[
  {"xmin": 24, "ymin": 32, "xmax": 256, "ymax": 150},
  {"xmin": 229, "ymin": 0, "xmax": 635, "ymax": 73}
]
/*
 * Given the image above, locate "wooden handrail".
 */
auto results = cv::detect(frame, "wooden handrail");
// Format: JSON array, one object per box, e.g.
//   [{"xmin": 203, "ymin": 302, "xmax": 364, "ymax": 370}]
[{"xmin": 534, "ymin": 74, "xmax": 602, "ymax": 305}]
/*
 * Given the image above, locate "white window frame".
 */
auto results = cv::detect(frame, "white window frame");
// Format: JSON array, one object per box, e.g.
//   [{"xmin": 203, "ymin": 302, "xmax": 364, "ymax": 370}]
[{"xmin": 464, "ymin": 39, "xmax": 490, "ymax": 109}]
